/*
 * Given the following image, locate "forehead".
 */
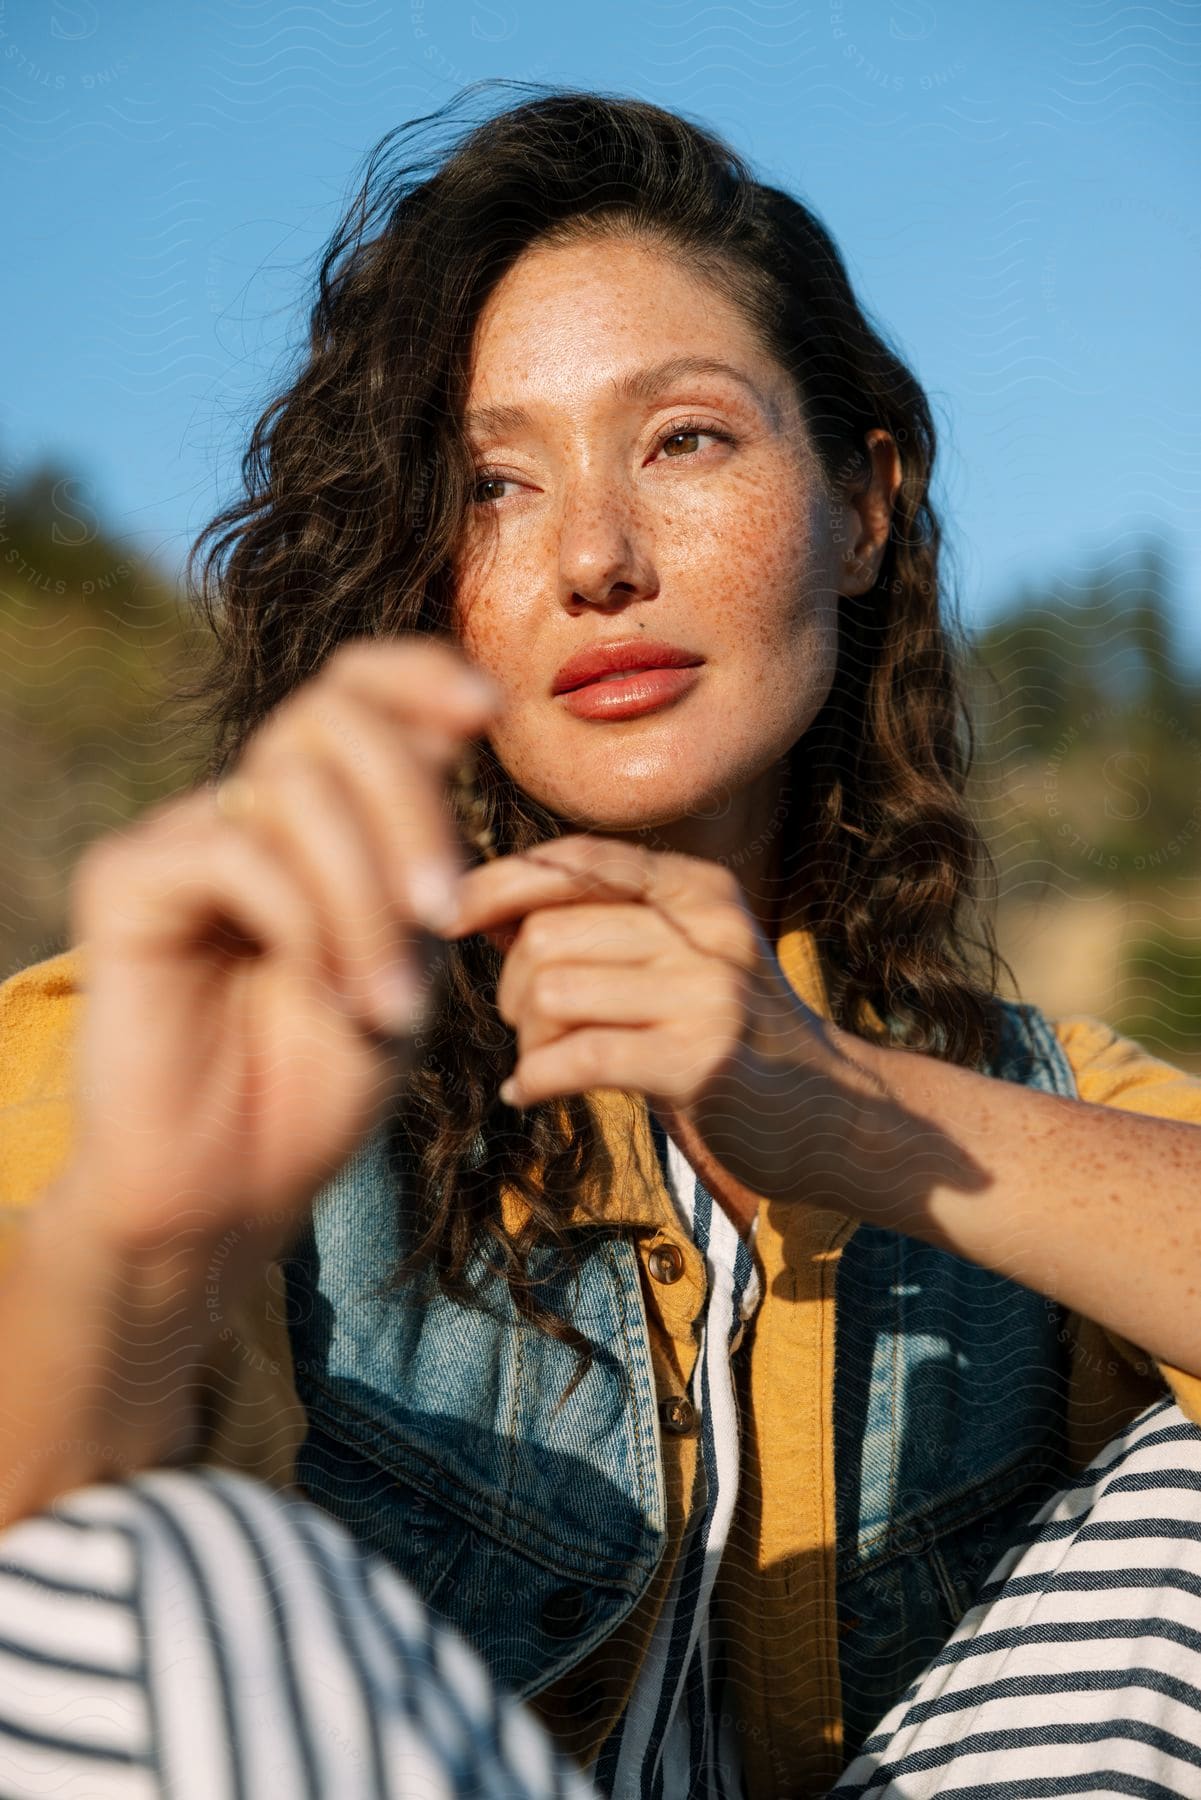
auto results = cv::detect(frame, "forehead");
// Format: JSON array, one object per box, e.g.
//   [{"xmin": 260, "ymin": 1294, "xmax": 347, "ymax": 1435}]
[{"xmin": 464, "ymin": 234, "xmax": 778, "ymax": 403}]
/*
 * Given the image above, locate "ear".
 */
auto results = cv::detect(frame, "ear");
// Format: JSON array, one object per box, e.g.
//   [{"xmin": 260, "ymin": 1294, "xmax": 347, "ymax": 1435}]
[{"xmin": 838, "ymin": 429, "xmax": 903, "ymax": 598}]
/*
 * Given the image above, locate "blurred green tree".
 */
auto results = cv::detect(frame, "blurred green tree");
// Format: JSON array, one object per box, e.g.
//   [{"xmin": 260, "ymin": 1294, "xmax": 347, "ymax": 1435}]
[
  {"xmin": 967, "ymin": 540, "xmax": 1201, "ymax": 890},
  {"xmin": 0, "ymin": 458, "xmax": 207, "ymax": 975}
]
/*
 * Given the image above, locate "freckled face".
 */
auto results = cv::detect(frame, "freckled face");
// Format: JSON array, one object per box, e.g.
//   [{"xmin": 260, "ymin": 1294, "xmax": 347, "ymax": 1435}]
[{"xmin": 451, "ymin": 234, "xmax": 850, "ymax": 837}]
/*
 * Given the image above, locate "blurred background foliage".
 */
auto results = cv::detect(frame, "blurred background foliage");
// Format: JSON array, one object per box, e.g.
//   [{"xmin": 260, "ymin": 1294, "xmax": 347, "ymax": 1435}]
[
  {"xmin": 964, "ymin": 541, "xmax": 1201, "ymax": 1067},
  {"xmin": 3, "ymin": 457, "xmax": 1199, "ymax": 1068},
  {"xmin": 0, "ymin": 461, "xmax": 208, "ymax": 976}
]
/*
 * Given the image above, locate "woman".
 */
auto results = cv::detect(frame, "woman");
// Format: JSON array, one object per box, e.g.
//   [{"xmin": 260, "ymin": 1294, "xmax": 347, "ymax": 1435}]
[{"xmin": 2, "ymin": 85, "xmax": 1200, "ymax": 1800}]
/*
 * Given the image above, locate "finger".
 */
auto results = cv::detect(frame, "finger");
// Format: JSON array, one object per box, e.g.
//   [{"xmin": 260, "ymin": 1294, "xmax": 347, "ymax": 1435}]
[
  {"xmin": 78, "ymin": 788, "xmax": 329, "ymax": 987},
  {"xmin": 511, "ymin": 964, "xmax": 745, "ymax": 1058},
  {"xmin": 216, "ymin": 747, "xmax": 428, "ymax": 1036},
  {"xmin": 500, "ymin": 1026, "xmax": 684, "ymax": 1110},
  {"xmin": 496, "ymin": 899, "xmax": 756, "ymax": 1034},
  {"xmin": 509, "ymin": 964, "xmax": 744, "ymax": 1058},
  {"xmin": 441, "ymin": 836, "xmax": 655, "ymax": 937},
  {"xmin": 445, "ymin": 834, "xmax": 735, "ymax": 939},
  {"xmin": 248, "ymin": 691, "xmax": 468, "ymax": 933},
  {"xmin": 495, "ymin": 903, "xmax": 662, "ymax": 1026},
  {"xmin": 504, "ymin": 903, "xmax": 666, "ymax": 959},
  {"xmin": 325, "ymin": 634, "xmax": 502, "ymax": 730}
]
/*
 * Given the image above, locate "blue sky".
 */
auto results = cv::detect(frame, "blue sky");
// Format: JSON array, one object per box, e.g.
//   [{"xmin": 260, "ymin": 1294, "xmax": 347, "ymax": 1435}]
[{"xmin": 2, "ymin": 0, "xmax": 1199, "ymax": 654}]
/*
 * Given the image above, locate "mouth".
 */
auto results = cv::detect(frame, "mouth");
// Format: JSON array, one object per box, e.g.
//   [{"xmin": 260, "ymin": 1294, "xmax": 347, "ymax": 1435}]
[
  {"xmin": 554, "ymin": 662, "xmax": 704, "ymax": 722},
  {"xmin": 550, "ymin": 639, "xmax": 705, "ymax": 697}
]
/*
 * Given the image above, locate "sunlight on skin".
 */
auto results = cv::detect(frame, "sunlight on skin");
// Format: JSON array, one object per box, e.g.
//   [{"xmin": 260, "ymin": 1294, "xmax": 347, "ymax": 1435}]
[
  {"xmin": 435, "ymin": 238, "xmax": 1201, "ymax": 1386},
  {"xmin": 450, "ymin": 231, "xmax": 900, "ymax": 941}
]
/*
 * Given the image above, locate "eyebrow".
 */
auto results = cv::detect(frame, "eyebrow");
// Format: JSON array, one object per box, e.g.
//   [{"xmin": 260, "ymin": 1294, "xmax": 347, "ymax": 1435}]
[{"xmin": 463, "ymin": 355, "xmax": 769, "ymax": 439}]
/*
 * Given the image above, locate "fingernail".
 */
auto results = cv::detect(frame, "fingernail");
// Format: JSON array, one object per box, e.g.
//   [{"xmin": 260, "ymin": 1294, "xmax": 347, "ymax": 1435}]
[
  {"xmin": 499, "ymin": 1076, "xmax": 521, "ymax": 1106},
  {"xmin": 375, "ymin": 968, "xmax": 430, "ymax": 1037},
  {"xmin": 407, "ymin": 861, "xmax": 462, "ymax": 931},
  {"xmin": 457, "ymin": 670, "xmax": 502, "ymax": 708}
]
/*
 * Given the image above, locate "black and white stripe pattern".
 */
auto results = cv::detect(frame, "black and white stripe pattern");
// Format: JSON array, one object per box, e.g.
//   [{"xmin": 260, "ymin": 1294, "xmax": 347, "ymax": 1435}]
[
  {"xmin": 828, "ymin": 1392, "xmax": 1201, "ymax": 1797},
  {"xmin": 588, "ymin": 1122, "xmax": 763, "ymax": 1800},
  {"xmin": 0, "ymin": 1467, "xmax": 601, "ymax": 1800},
  {"xmin": 2, "ymin": 1312, "xmax": 1201, "ymax": 1796}
]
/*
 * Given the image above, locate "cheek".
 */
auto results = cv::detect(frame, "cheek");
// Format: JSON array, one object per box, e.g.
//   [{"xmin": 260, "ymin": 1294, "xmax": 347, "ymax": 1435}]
[
  {"xmin": 714, "ymin": 508, "xmax": 841, "ymax": 754},
  {"xmin": 708, "ymin": 484, "xmax": 838, "ymax": 659},
  {"xmin": 451, "ymin": 559, "xmax": 520, "ymax": 676},
  {"xmin": 451, "ymin": 522, "xmax": 548, "ymax": 669},
  {"xmin": 450, "ymin": 578, "xmax": 547, "ymax": 755}
]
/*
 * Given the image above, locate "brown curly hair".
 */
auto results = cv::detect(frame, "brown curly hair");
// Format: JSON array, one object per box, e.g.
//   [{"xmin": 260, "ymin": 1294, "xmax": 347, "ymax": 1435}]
[{"xmin": 180, "ymin": 82, "xmax": 1016, "ymax": 1398}]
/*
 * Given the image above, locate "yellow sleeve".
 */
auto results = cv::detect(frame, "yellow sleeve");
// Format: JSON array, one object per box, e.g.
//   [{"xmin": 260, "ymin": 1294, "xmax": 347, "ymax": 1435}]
[
  {"xmin": 0, "ymin": 946, "xmax": 307, "ymax": 1490},
  {"xmin": 0, "ymin": 948, "xmax": 87, "ymax": 1251},
  {"xmin": 1053, "ymin": 1013, "xmax": 1201, "ymax": 1429}
]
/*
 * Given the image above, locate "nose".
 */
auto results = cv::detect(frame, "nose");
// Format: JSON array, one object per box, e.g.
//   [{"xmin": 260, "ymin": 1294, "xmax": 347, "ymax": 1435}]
[{"xmin": 555, "ymin": 476, "xmax": 658, "ymax": 611}]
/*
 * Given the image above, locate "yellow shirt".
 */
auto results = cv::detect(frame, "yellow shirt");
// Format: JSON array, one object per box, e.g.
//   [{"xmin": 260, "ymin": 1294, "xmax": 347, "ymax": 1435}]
[{"xmin": 2, "ymin": 937, "xmax": 1200, "ymax": 1797}]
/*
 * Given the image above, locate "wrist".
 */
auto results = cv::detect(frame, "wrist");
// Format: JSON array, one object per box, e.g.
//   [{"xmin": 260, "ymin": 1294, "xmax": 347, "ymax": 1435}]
[
  {"xmin": 46, "ymin": 1160, "xmax": 237, "ymax": 1284},
  {"xmin": 816, "ymin": 1027, "xmax": 969, "ymax": 1240},
  {"xmin": 22, "ymin": 1170, "xmax": 217, "ymax": 1465},
  {"xmin": 794, "ymin": 1018, "xmax": 902, "ymax": 1214},
  {"xmin": 696, "ymin": 1004, "xmax": 896, "ymax": 1212}
]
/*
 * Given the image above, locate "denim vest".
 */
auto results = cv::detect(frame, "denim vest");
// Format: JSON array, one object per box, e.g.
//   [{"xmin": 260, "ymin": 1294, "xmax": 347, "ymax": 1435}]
[
  {"xmin": 283, "ymin": 998, "xmax": 1078, "ymax": 1743},
  {"xmin": 831, "ymin": 1001, "xmax": 1078, "ymax": 1756}
]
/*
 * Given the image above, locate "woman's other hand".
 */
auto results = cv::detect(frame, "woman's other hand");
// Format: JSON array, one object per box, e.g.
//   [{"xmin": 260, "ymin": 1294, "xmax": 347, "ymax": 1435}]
[
  {"xmin": 58, "ymin": 635, "xmax": 501, "ymax": 1276},
  {"xmin": 441, "ymin": 834, "xmax": 887, "ymax": 1211}
]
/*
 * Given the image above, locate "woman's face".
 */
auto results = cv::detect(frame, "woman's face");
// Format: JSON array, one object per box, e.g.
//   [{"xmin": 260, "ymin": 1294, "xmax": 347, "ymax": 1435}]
[{"xmin": 452, "ymin": 233, "xmax": 889, "ymax": 861}]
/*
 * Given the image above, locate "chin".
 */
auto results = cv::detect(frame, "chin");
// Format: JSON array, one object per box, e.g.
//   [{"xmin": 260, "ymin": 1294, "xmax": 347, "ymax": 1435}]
[
  {"xmin": 550, "ymin": 799, "xmax": 720, "ymax": 853},
  {"xmin": 553, "ymin": 807, "xmax": 681, "ymax": 837}
]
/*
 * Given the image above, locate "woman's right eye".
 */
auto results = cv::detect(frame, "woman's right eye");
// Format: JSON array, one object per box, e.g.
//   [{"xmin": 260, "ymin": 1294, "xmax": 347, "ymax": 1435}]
[{"xmin": 472, "ymin": 474, "xmax": 515, "ymax": 505}]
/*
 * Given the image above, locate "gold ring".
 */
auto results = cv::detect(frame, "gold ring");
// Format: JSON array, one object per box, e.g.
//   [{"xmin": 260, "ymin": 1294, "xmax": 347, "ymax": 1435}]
[{"xmin": 212, "ymin": 775, "xmax": 258, "ymax": 824}]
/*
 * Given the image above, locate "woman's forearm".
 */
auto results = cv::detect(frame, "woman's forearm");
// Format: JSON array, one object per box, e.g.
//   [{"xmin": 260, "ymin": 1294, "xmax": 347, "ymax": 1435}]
[
  {"xmin": 0, "ymin": 1171, "xmax": 213, "ymax": 1531},
  {"xmin": 814, "ymin": 1028, "xmax": 1201, "ymax": 1381}
]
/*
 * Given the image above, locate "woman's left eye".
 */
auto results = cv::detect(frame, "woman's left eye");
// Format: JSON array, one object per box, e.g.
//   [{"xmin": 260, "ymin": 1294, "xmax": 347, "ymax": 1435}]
[{"xmin": 654, "ymin": 422, "xmax": 735, "ymax": 461}]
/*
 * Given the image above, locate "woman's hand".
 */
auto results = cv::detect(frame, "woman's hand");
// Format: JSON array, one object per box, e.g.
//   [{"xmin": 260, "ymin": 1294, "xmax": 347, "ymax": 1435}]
[
  {"xmin": 441, "ymin": 833, "xmax": 886, "ymax": 1208},
  {"xmin": 58, "ymin": 635, "xmax": 501, "ymax": 1283}
]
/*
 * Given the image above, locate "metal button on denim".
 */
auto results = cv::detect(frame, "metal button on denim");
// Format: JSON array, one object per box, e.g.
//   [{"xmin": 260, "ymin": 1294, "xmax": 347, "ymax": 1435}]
[
  {"xmin": 648, "ymin": 1243, "xmax": 685, "ymax": 1284},
  {"xmin": 540, "ymin": 1584, "xmax": 587, "ymax": 1639},
  {"xmin": 659, "ymin": 1395, "xmax": 697, "ymax": 1435}
]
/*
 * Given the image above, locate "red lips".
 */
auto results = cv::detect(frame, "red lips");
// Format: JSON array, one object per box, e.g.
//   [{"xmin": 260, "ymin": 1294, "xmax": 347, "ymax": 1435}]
[{"xmin": 550, "ymin": 638, "xmax": 705, "ymax": 696}]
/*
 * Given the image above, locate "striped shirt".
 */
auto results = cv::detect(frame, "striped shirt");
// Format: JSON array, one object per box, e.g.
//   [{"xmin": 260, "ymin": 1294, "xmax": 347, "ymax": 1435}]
[
  {"xmin": 587, "ymin": 1116, "xmax": 764, "ymax": 1800},
  {"xmin": 2, "ymin": 1324, "xmax": 1201, "ymax": 1794},
  {"xmin": 0, "ymin": 1466, "xmax": 601, "ymax": 1800}
]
